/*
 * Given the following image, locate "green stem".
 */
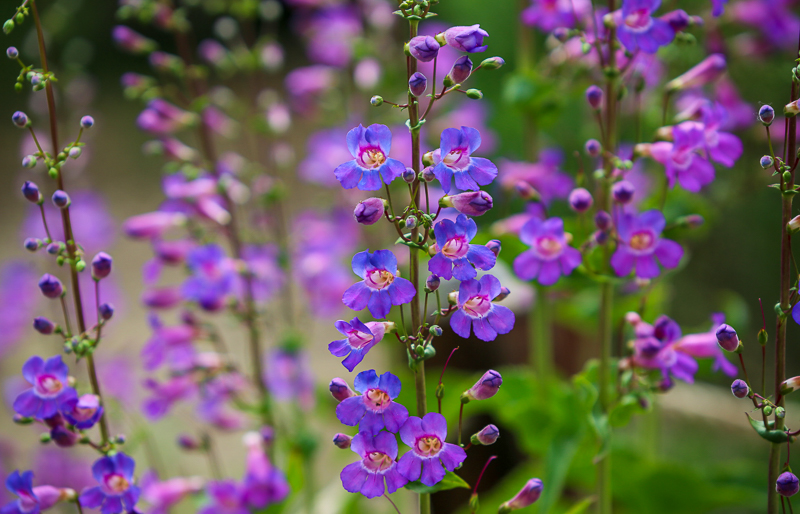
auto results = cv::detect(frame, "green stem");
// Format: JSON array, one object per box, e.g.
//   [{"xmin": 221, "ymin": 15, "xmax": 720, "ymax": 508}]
[{"xmin": 532, "ymin": 285, "xmax": 553, "ymax": 377}]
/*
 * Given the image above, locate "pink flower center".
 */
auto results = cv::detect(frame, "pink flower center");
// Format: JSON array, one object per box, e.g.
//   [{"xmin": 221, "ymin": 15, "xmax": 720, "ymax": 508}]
[
  {"xmin": 347, "ymin": 329, "xmax": 374, "ymax": 349},
  {"xmin": 365, "ymin": 269, "xmax": 395, "ymax": 290},
  {"xmin": 415, "ymin": 436, "xmax": 443, "ymax": 457},
  {"xmin": 75, "ymin": 406, "xmax": 97, "ymax": 420},
  {"xmin": 671, "ymin": 148, "xmax": 693, "ymax": 169},
  {"xmin": 361, "ymin": 149, "xmax": 386, "ymax": 169},
  {"xmin": 463, "ymin": 295, "xmax": 491, "ymax": 317},
  {"xmin": 36, "ymin": 375, "xmax": 63, "ymax": 396},
  {"xmin": 629, "ymin": 230, "xmax": 655, "ymax": 252},
  {"xmin": 443, "ymin": 149, "xmax": 470, "ymax": 169},
  {"xmin": 442, "ymin": 237, "xmax": 469, "ymax": 259},
  {"xmin": 364, "ymin": 451, "xmax": 393, "ymax": 472},
  {"xmin": 364, "ymin": 388, "xmax": 391, "ymax": 410},
  {"xmin": 535, "ymin": 235, "xmax": 563, "ymax": 259},
  {"xmin": 104, "ymin": 474, "xmax": 130, "ymax": 495},
  {"xmin": 624, "ymin": 8, "xmax": 652, "ymax": 31}
]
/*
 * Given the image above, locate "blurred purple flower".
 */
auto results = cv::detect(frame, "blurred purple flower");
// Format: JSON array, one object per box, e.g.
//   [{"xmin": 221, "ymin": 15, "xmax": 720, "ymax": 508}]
[
  {"xmin": 182, "ymin": 244, "xmax": 237, "ymax": 311},
  {"xmin": 513, "ymin": 217, "xmax": 581, "ymax": 286},
  {"xmin": 298, "ymin": 6, "xmax": 361, "ymax": 68},
  {"xmin": 650, "ymin": 121, "xmax": 714, "ymax": 192},
  {"xmin": 242, "ymin": 432, "xmax": 289, "ymax": 507},
  {"xmin": 499, "ymin": 150, "xmax": 573, "ymax": 205},
  {"xmin": 0, "ymin": 262, "xmax": 39, "ymax": 358},
  {"xmin": 263, "ymin": 349, "xmax": 315, "ymax": 411},
  {"xmin": 298, "ymin": 128, "xmax": 353, "ymax": 187},
  {"xmin": 615, "ymin": 0, "xmax": 675, "ymax": 54},
  {"xmin": 23, "ymin": 191, "xmax": 115, "ymax": 255},
  {"xmin": 612, "ymin": 209, "xmax": 683, "ymax": 279}
]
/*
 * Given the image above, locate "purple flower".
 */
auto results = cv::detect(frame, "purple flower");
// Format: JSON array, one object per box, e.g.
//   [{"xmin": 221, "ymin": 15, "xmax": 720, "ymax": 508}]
[
  {"xmin": 137, "ymin": 99, "xmax": 197, "ymax": 135},
  {"xmin": 616, "ymin": 0, "xmax": 675, "ymax": 54},
  {"xmin": 122, "ymin": 212, "xmax": 185, "ymax": 240},
  {"xmin": 37, "ymin": 275, "xmax": 63, "ymax": 299},
  {"xmin": 354, "ymin": 198, "xmax": 386, "ymax": 225},
  {"xmin": 397, "ymin": 412, "xmax": 467, "ymax": 486},
  {"xmin": 263, "ymin": 349, "xmax": 315, "ymax": 411},
  {"xmin": 298, "ymin": 128, "xmax": 354, "ymax": 186},
  {"xmin": 514, "ymin": 217, "xmax": 582, "ymax": 286},
  {"xmin": 568, "ymin": 188, "xmax": 593, "ymax": 212},
  {"xmin": 429, "ymin": 214, "xmax": 496, "ymax": 281},
  {"xmin": 665, "ymin": 54, "xmax": 726, "ymax": 92},
  {"xmin": 711, "ymin": 0, "xmax": 727, "ymax": 16},
  {"xmin": 13, "ymin": 356, "xmax": 76, "ymax": 420},
  {"xmin": 630, "ymin": 315, "xmax": 698, "ymax": 383},
  {"xmin": 1, "ymin": 471, "xmax": 66, "ymax": 514},
  {"xmin": 242, "ymin": 433, "xmax": 289, "ymax": 507},
  {"xmin": 139, "ymin": 472, "xmax": 203, "ymax": 514},
  {"xmin": 301, "ymin": 6, "xmax": 361, "ymax": 68},
  {"xmin": 199, "ymin": 481, "xmax": 247, "ymax": 514},
  {"xmin": 443, "ymin": 25, "xmax": 489, "ymax": 53},
  {"xmin": 330, "ymin": 378, "xmax": 358, "ymax": 402},
  {"xmin": 333, "ymin": 433, "xmax": 352, "ymax": 449},
  {"xmin": 442, "ymin": 191, "xmax": 493, "ymax": 216},
  {"xmin": 671, "ymin": 315, "xmax": 737, "ymax": 376},
  {"xmin": 473, "ymin": 424, "xmax": 500, "ymax": 445},
  {"xmin": 498, "ymin": 151, "xmax": 574, "ymax": 205},
  {"xmin": 408, "ymin": 36, "xmax": 440, "ymax": 62},
  {"xmin": 446, "ymin": 56, "xmax": 472, "ymax": 84},
  {"xmin": 112, "ymin": 26, "xmax": 156, "ymax": 54},
  {"xmin": 777, "ymin": 472, "xmax": 800, "ymax": 497},
  {"xmin": 700, "ymin": 103, "xmax": 743, "ymax": 168},
  {"xmin": 432, "ymin": 127, "xmax": 497, "ymax": 194},
  {"xmin": 240, "ymin": 244, "xmax": 284, "ymax": 304},
  {"xmin": 329, "ymin": 318, "xmax": 390, "ymax": 372},
  {"xmin": 409, "ymin": 72, "xmax": 428, "ymax": 97},
  {"xmin": 334, "ymin": 124, "xmax": 405, "ymax": 191},
  {"xmin": 60, "ymin": 394, "xmax": 103, "ymax": 430},
  {"xmin": 450, "ymin": 275, "xmax": 515, "ymax": 341},
  {"xmin": 343, "ymin": 250, "xmax": 416, "ymax": 319},
  {"xmin": 79, "ymin": 453, "xmax": 140, "ymax": 514},
  {"xmin": 500, "ymin": 478, "xmax": 544, "ymax": 511},
  {"xmin": 611, "ymin": 210, "xmax": 683, "ymax": 279},
  {"xmin": 141, "ymin": 375, "xmax": 196, "ymax": 420},
  {"xmin": 522, "ymin": 0, "xmax": 578, "ymax": 32},
  {"xmin": 182, "ymin": 244, "xmax": 236, "ymax": 311},
  {"xmin": 91, "ymin": 252, "xmax": 113, "ymax": 280},
  {"xmin": 0, "ymin": 262, "xmax": 39, "ymax": 358},
  {"xmin": 341, "ymin": 432, "xmax": 407, "ymax": 498},
  {"xmin": 462, "ymin": 370, "xmax": 503, "ymax": 402},
  {"xmin": 335, "ymin": 370, "xmax": 409, "ymax": 435},
  {"xmin": 731, "ymin": 379, "xmax": 748, "ymax": 398}
]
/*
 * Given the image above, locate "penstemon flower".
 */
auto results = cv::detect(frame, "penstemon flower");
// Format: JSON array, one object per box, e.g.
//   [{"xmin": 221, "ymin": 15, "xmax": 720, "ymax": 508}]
[
  {"xmin": 513, "ymin": 216, "xmax": 582, "ymax": 286},
  {"xmin": 451, "ymin": 275, "xmax": 515, "ymax": 341},
  {"xmin": 428, "ymin": 214, "xmax": 497, "ymax": 281},
  {"xmin": 615, "ymin": 0, "xmax": 675, "ymax": 54},
  {"xmin": 432, "ymin": 126, "xmax": 498, "ymax": 193},
  {"xmin": 611, "ymin": 210, "xmax": 683, "ymax": 279},
  {"xmin": 335, "ymin": 370, "xmax": 409, "ymax": 434},
  {"xmin": 79, "ymin": 453, "xmax": 141, "ymax": 514},
  {"xmin": 342, "ymin": 249, "xmax": 416, "ymax": 319},
  {"xmin": 335, "ymin": 124, "xmax": 406, "ymax": 191},
  {"xmin": 397, "ymin": 412, "xmax": 467, "ymax": 486},
  {"xmin": 340, "ymin": 432, "xmax": 407, "ymax": 498},
  {"xmin": 13, "ymin": 356, "xmax": 76, "ymax": 420},
  {"xmin": 329, "ymin": 318, "xmax": 391, "ymax": 372}
]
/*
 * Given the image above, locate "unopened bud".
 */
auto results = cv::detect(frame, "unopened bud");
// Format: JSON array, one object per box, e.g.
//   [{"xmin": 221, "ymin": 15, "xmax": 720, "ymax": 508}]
[
  {"xmin": 465, "ymin": 88, "xmax": 483, "ymax": 100},
  {"xmin": 568, "ymin": 188, "xmax": 593, "ymax": 212},
  {"xmin": 585, "ymin": 139, "xmax": 602, "ymax": 157},
  {"xmin": 730, "ymin": 379, "xmax": 749, "ymax": 398},
  {"xmin": 332, "ymin": 433, "xmax": 352, "ymax": 449},
  {"xmin": 759, "ymin": 105, "xmax": 775, "ymax": 126},
  {"xmin": 426, "ymin": 275, "xmax": 440, "ymax": 292},
  {"xmin": 403, "ymin": 167, "xmax": 416, "ymax": 183},
  {"xmin": 485, "ymin": 240, "xmax": 501, "ymax": 257},
  {"xmin": 370, "ymin": 96, "xmax": 383, "ymax": 106},
  {"xmin": 471, "ymin": 424, "xmax": 499, "ymax": 445},
  {"xmin": 761, "ymin": 155, "xmax": 774, "ymax": 169}
]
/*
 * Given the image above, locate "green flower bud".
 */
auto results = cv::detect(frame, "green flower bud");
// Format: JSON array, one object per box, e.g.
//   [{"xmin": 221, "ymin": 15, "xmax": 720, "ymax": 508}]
[
  {"xmin": 465, "ymin": 89, "xmax": 483, "ymax": 100},
  {"xmin": 3, "ymin": 20, "xmax": 15, "ymax": 35}
]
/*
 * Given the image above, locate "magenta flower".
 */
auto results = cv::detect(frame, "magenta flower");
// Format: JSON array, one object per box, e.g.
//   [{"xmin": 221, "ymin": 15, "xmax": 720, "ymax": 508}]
[
  {"xmin": 139, "ymin": 471, "xmax": 203, "ymax": 514},
  {"xmin": 61, "ymin": 394, "xmax": 103, "ymax": 430},
  {"xmin": 141, "ymin": 375, "xmax": 196, "ymax": 420},
  {"xmin": 298, "ymin": 128, "xmax": 353, "ymax": 187},
  {"xmin": 408, "ymin": 35, "xmax": 440, "ymax": 62},
  {"xmin": 611, "ymin": 210, "xmax": 683, "ymax": 279},
  {"xmin": 671, "ymin": 314, "xmax": 737, "ymax": 376},
  {"xmin": 442, "ymin": 191, "xmax": 493, "ymax": 216},
  {"xmin": 498, "ymin": 150, "xmax": 574, "ymax": 205},
  {"xmin": 136, "ymin": 99, "xmax": 196, "ymax": 135},
  {"xmin": 513, "ymin": 217, "xmax": 582, "ymax": 286},
  {"xmin": 123, "ymin": 212, "xmax": 185, "ymax": 240},
  {"xmin": 242, "ymin": 432, "xmax": 290, "ymax": 508},
  {"xmin": 630, "ymin": 315, "xmax": 698, "ymax": 384},
  {"xmin": 616, "ymin": 0, "xmax": 674, "ymax": 54},
  {"xmin": 182, "ymin": 244, "xmax": 236, "ymax": 311},
  {"xmin": 79, "ymin": 453, "xmax": 140, "ymax": 514},
  {"xmin": 700, "ymin": 103, "xmax": 743, "ymax": 168},
  {"xmin": 13, "ymin": 356, "xmax": 77, "ymax": 420},
  {"xmin": 432, "ymin": 127, "xmax": 497, "ymax": 193},
  {"xmin": 199, "ymin": 481, "xmax": 247, "ymax": 514},
  {"xmin": 240, "ymin": 244, "xmax": 284, "ymax": 304},
  {"xmin": 522, "ymin": 0, "xmax": 578, "ymax": 31},
  {"xmin": 500, "ymin": 478, "xmax": 544, "ymax": 511},
  {"xmin": 429, "ymin": 214, "xmax": 496, "ymax": 281},
  {"xmin": 450, "ymin": 275, "xmax": 515, "ymax": 341},
  {"xmin": 343, "ymin": 250, "xmax": 416, "ymax": 319},
  {"xmin": 341, "ymin": 432, "xmax": 407, "ymax": 498},
  {"xmin": 329, "ymin": 318, "xmax": 389, "ymax": 372},
  {"xmin": 0, "ymin": 262, "xmax": 39, "ymax": 359},
  {"xmin": 334, "ymin": 124, "xmax": 405, "ymax": 191},
  {"xmin": 443, "ymin": 25, "xmax": 489, "ymax": 53},
  {"xmin": 397, "ymin": 412, "xmax": 467, "ymax": 486},
  {"xmin": 335, "ymin": 370, "xmax": 409, "ymax": 435},
  {"xmin": 1, "ymin": 471, "xmax": 65, "ymax": 514}
]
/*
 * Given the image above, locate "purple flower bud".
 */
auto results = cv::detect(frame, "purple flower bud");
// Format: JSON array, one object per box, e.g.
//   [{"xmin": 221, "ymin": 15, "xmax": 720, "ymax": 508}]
[
  {"xmin": 6, "ymin": 46, "xmax": 18, "ymax": 59},
  {"xmin": 499, "ymin": 478, "xmax": 543, "ymax": 512},
  {"xmin": 51, "ymin": 425, "xmax": 78, "ymax": 448},
  {"xmin": 80, "ymin": 116, "xmax": 94, "ymax": 129},
  {"xmin": 329, "ymin": 378, "xmax": 357, "ymax": 402},
  {"xmin": 552, "ymin": 27, "xmax": 569, "ymax": 42},
  {"xmin": 38, "ymin": 274, "xmax": 64, "ymax": 299},
  {"xmin": 51, "ymin": 190, "xmax": 70, "ymax": 209},
  {"xmin": 777, "ymin": 472, "xmax": 800, "ymax": 497},
  {"xmin": 594, "ymin": 211, "xmax": 611, "ymax": 230},
  {"xmin": 585, "ymin": 139, "xmax": 602, "ymax": 157},
  {"xmin": 405, "ymin": 215, "xmax": 417, "ymax": 229},
  {"xmin": 594, "ymin": 230, "xmax": 609, "ymax": 245},
  {"xmin": 21, "ymin": 181, "xmax": 42, "ymax": 203},
  {"xmin": 761, "ymin": 155, "xmax": 774, "ymax": 169},
  {"xmin": 24, "ymin": 238, "xmax": 39, "ymax": 252},
  {"xmin": 730, "ymin": 379, "xmax": 749, "ymax": 398},
  {"xmin": 46, "ymin": 243, "xmax": 61, "ymax": 255},
  {"xmin": 353, "ymin": 197, "xmax": 385, "ymax": 225},
  {"xmin": 421, "ymin": 166, "xmax": 436, "ymax": 182},
  {"xmin": 403, "ymin": 167, "xmax": 416, "ymax": 183},
  {"xmin": 568, "ymin": 188, "xmax": 593, "ymax": 212},
  {"xmin": 447, "ymin": 56, "xmax": 473, "ymax": 85},
  {"xmin": 177, "ymin": 434, "xmax": 201, "ymax": 450},
  {"xmin": 661, "ymin": 9, "xmax": 690, "ymax": 32},
  {"xmin": 426, "ymin": 275, "xmax": 440, "ymax": 292},
  {"xmin": 443, "ymin": 24, "xmax": 490, "ymax": 53},
  {"xmin": 112, "ymin": 26, "xmax": 157, "ymax": 54},
  {"xmin": 33, "ymin": 317, "xmax": 55, "ymax": 334},
  {"xmin": 716, "ymin": 323, "xmax": 739, "ymax": 352},
  {"xmin": 486, "ymin": 240, "xmax": 501, "ymax": 257},
  {"xmin": 332, "ymin": 433, "xmax": 352, "ymax": 449},
  {"xmin": 409, "ymin": 72, "xmax": 428, "ymax": 97},
  {"xmin": 665, "ymin": 54, "xmax": 726, "ymax": 92},
  {"xmin": 68, "ymin": 147, "xmax": 82, "ymax": 159},
  {"xmin": 515, "ymin": 181, "xmax": 539, "ymax": 200},
  {"xmin": 759, "ymin": 105, "xmax": 775, "ymax": 126},
  {"xmin": 462, "ymin": 370, "xmax": 502, "ymax": 402},
  {"xmin": 472, "ymin": 424, "xmax": 499, "ymax": 445},
  {"xmin": 585, "ymin": 85, "xmax": 603, "ymax": 110},
  {"xmin": 442, "ymin": 191, "xmax": 493, "ymax": 216},
  {"xmin": 479, "ymin": 56, "xmax": 505, "ymax": 70},
  {"xmin": 495, "ymin": 286, "xmax": 510, "ymax": 302},
  {"xmin": 684, "ymin": 214, "xmax": 704, "ymax": 227},
  {"xmin": 22, "ymin": 155, "xmax": 36, "ymax": 168},
  {"xmin": 91, "ymin": 252, "xmax": 113, "ymax": 280},
  {"xmin": 612, "ymin": 180, "xmax": 635, "ymax": 204},
  {"xmin": 12, "ymin": 111, "xmax": 28, "ymax": 128},
  {"xmin": 430, "ymin": 325, "xmax": 443, "ymax": 336},
  {"xmin": 141, "ymin": 287, "xmax": 182, "ymax": 309},
  {"xmin": 408, "ymin": 36, "xmax": 440, "ymax": 62}
]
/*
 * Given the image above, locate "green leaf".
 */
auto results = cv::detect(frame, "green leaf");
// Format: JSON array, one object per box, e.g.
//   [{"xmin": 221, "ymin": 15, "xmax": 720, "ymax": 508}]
[
  {"xmin": 746, "ymin": 413, "xmax": 791, "ymax": 443},
  {"xmin": 609, "ymin": 394, "xmax": 645, "ymax": 428},
  {"xmin": 564, "ymin": 497, "xmax": 596, "ymax": 514},
  {"xmin": 404, "ymin": 471, "xmax": 469, "ymax": 494}
]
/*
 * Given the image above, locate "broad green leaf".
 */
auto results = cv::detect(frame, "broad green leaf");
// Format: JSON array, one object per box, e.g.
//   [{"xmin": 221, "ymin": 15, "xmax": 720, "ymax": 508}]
[
  {"xmin": 746, "ymin": 413, "xmax": 791, "ymax": 443},
  {"xmin": 404, "ymin": 471, "xmax": 470, "ymax": 494}
]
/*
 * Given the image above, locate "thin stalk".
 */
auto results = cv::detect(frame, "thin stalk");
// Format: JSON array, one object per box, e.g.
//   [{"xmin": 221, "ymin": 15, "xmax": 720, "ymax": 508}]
[
  {"xmin": 59, "ymin": 296, "xmax": 73, "ymax": 337},
  {"xmin": 532, "ymin": 285, "xmax": 553, "ymax": 377},
  {"xmin": 31, "ymin": 0, "xmax": 110, "ymax": 445},
  {"xmin": 458, "ymin": 403, "xmax": 464, "ymax": 446}
]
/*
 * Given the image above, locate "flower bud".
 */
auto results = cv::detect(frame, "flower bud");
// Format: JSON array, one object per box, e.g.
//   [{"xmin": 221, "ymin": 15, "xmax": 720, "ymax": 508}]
[
  {"xmin": 612, "ymin": 180, "xmax": 635, "ymax": 204},
  {"xmin": 777, "ymin": 407, "xmax": 786, "ymax": 418},
  {"xmin": 495, "ymin": 286, "xmax": 511, "ymax": 302},
  {"xmin": 465, "ymin": 89, "xmax": 483, "ymax": 100},
  {"xmin": 421, "ymin": 166, "xmax": 435, "ymax": 182},
  {"xmin": 51, "ymin": 190, "xmax": 70, "ymax": 209},
  {"xmin": 24, "ymin": 238, "xmax": 40, "ymax": 252},
  {"xmin": 479, "ymin": 56, "xmax": 505, "ymax": 70},
  {"xmin": 38, "ymin": 274, "xmax": 64, "ymax": 299},
  {"xmin": 788, "ymin": 215, "xmax": 800, "ymax": 234},
  {"xmin": 354, "ymin": 198, "xmax": 386, "ymax": 225},
  {"xmin": 486, "ymin": 240, "xmax": 501, "ymax": 257},
  {"xmin": 329, "ymin": 378, "xmax": 357, "ymax": 402},
  {"xmin": 408, "ymin": 35, "xmax": 440, "ymax": 62},
  {"xmin": 443, "ymin": 25, "xmax": 489, "ymax": 53},
  {"xmin": 426, "ymin": 275, "xmax": 440, "ymax": 292},
  {"xmin": 471, "ymin": 424, "xmax": 499, "ymax": 445},
  {"xmin": 499, "ymin": 478, "xmax": 543, "ymax": 512},
  {"xmin": 430, "ymin": 325, "xmax": 443, "ymax": 337},
  {"xmin": 780, "ymin": 376, "xmax": 800, "ymax": 395},
  {"xmin": 99, "ymin": 304, "xmax": 114, "ymax": 321},
  {"xmin": 12, "ymin": 111, "xmax": 28, "ymax": 128},
  {"xmin": 462, "ymin": 370, "xmax": 502, "ymax": 403},
  {"xmin": 715, "ymin": 323, "xmax": 739, "ymax": 352},
  {"xmin": 112, "ymin": 26, "xmax": 157, "ymax": 54},
  {"xmin": 6, "ymin": 46, "xmax": 18, "ymax": 59},
  {"xmin": 585, "ymin": 139, "xmax": 602, "ymax": 157},
  {"xmin": 594, "ymin": 211, "xmax": 611, "ymax": 230},
  {"xmin": 80, "ymin": 116, "xmax": 94, "ymax": 129},
  {"xmin": 3, "ymin": 20, "xmax": 14, "ymax": 35},
  {"xmin": 33, "ymin": 317, "xmax": 55, "ymax": 335},
  {"xmin": 332, "ymin": 433, "xmax": 352, "ymax": 449},
  {"xmin": 730, "ymin": 379, "xmax": 749, "ymax": 398},
  {"xmin": 761, "ymin": 155, "xmax": 774, "ymax": 169},
  {"xmin": 405, "ymin": 215, "xmax": 418, "ymax": 229},
  {"xmin": 442, "ymin": 191, "xmax": 493, "ymax": 216},
  {"xmin": 91, "ymin": 252, "xmax": 113, "ymax": 280},
  {"xmin": 585, "ymin": 85, "xmax": 603, "ymax": 110},
  {"xmin": 568, "ymin": 188, "xmax": 593, "ymax": 212},
  {"xmin": 22, "ymin": 155, "xmax": 36, "ymax": 168},
  {"xmin": 423, "ymin": 152, "xmax": 435, "ymax": 167},
  {"xmin": 514, "ymin": 181, "xmax": 539, "ymax": 200},
  {"xmin": 662, "ymin": 9, "xmax": 690, "ymax": 32},
  {"xmin": 447, "ymin": 56, "xmax": 473, "ymax": 85},
  {"xmin": 409, "ymin": 72, "xmax": 427, "ymax": 97},
  {"xmin": 51, "ymin": 425, "xmax": 78, "ymax": 448},
  {"xmin": 46, "ymin": 243, "xmax": 61, "ymax": 255},
  {"xmin": 777, "ymin": 472, "xmax": 799, "ymax": 497},
  {"xmin": 759, "ymin": 105, "xmax": 775, "ymax": 126},
  {"xmin": 370, "ymin": 95, "xmax": 384, "ymax": 107},
  {"xmin": 68, "ymin": 147, "xmax": 82, "ymax": 160},
  {"xmin": 403, "ymin": 167, "xmax": 416, "ymax": 183},
  {"xmin": 21, "ymin": 181, "xmax": 42, "ymax": 203},
  {"xmin": 665, "ymin": 54, "xmax": 726, "ymax": 92}
]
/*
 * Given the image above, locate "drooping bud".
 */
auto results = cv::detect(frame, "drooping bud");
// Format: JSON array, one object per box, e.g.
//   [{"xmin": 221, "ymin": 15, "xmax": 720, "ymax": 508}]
[
  {"xmin": 495, "ymin": 287, "xmax": 511, "ymax": 302},
  {"xmin": 478, "ymin": 56, "xmax": 504, "ymax": 70},
  {"xmin": 332, "ymin": 433, "xmax": 352, "ymax": 449},
  {"xmin": 777, "ymin": 472, "xmax": 800, "ymax": 497},
  {"xmin": 761, "ymin": 155, "xmax": 774, "ymax": 169},
  {"xmin": 443, "ymin": 25, "xmax": 490, "ymax": 53},
  {"xmin": 441, "ymin": 191, "xmax": 493, "ymax": 216},
  {"xmin": 408, "ymin": 35, "xmax": 440, "ymax": 62},
  {"xmin": 426, "ymin": 275, "xmax": 440, "ymax": 292},
  {"xmin": 661, "ymin": 9, "xmax": 690, "ymax": 32},
  {"xmin": 408, "ymin": 72, "xmax": 427, "ymax": 97},
  {"xmin": 21, "ymin": 181, "xmax": 42, "ymax": 203},
  {"xmin": 91, "ymin": 252, "xmax": 113, "ymax": 280},
  {"xmin": 38, "ymin": 274, "xmax": 64, "ymax": 299},
  {"xmin": 568, "ymin": 188, "xmax": 593, "ymax": 212},
  {"xmin": 354, "ymin": 198, "xmax": 386, "ymax": 225},
  {"xmin": 585, "ymin": 139, "xmax": 602, "ymax": 157},
  {"xmin": 715, "ymin": 324, "xmax": 739, "ymax": 352},
  {"xmin": 665, "ymin": 54, "xmax": 726, "ymax": 92},
  {"xmin": 612, "ymin": 180, "xmax": 635, "ymax": 204},
  {"xmin": 585, "ymin": 85, "xmax": 603, "ymax": 110},
  {"xmin": 759, "ymin": 105, "xmax": 775, "ymax": 126},
  {"xmin": 52, "ymin": 190, "xmax": 70, "ymax": 209},
  {"xmin": 329, "ymin": 378, "xmax": 357, "ymax": 402},
  {"xmin": 465, "ymin": 88, "xmax": 483, "ymax": 100},
  {"xmin": 594, "ymin": 211, "xmax": 611, "ymax": 230},
  {"xmin": 499, "ymin": 478, "xmax": 544, "ymax": 512},
  {"xmin": 69, "ymin": 147, "xmax": 82, "ymax": 160},
  {"xmin": 99, "ymin": 304, "xmax": 114, "ymax": 321},
  {"xmin": 403, "ymin": 167, "xmax": 416, "ymax": 183},
  {"xmin": 730, "ymin": 379, "xmax": 749, "ymax": 398},
  {"xmin": 446, "ymin": 56, "xmax": 473, "ymax": 85},
  {"xmin": 461, "ymin": 370, "xmax": 502, "ymax": 403},
  {"xmin": 430, "ymin": 325, "xmax": 443, "ymax": 337},
  {"xmin": 486, "ymin": 240, "xmax": 501, "ymax": 257},
  {"xmin": 12, "ymin": 111, "xmax": 28, "ymax": 128},
  {"xmin": 33, "ymin": 317, "xmax": 55, "ymax": 335},
  {"xmin": 177, "ymin": 434, "xmax": 201, "ymax": 450},
  {"xmin": 471, "ymin": 424, "xmax": 499, "ymax": 445}
]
